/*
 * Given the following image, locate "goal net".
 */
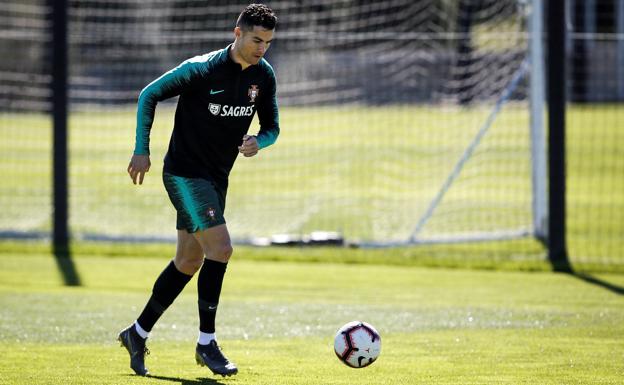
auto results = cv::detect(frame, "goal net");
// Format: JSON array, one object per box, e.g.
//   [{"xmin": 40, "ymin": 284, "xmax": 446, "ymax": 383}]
[{"xmin": 2, "ymin": 0, "xmax": 543, "ymax": 250}]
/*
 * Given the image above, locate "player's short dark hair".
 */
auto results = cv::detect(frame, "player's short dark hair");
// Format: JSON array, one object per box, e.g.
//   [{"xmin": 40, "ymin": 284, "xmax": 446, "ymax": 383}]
[{"xmin": 236, "ymin": 4, "xmax": 277, "ymax": 31}]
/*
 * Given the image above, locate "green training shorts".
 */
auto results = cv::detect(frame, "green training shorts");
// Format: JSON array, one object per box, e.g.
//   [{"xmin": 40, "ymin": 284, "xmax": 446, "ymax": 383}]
[{"xmin": 162, "ymin": 172, "xmax": 226, "ymax": 233}]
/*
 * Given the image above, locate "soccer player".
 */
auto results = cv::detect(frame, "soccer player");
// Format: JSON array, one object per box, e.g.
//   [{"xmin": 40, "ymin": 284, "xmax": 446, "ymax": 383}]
[{"xmin": 118, "ymin": 4, "xmax": 279, "ymax": 377}]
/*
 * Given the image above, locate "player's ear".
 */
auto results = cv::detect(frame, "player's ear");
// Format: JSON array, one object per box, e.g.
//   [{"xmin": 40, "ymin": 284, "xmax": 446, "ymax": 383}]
[{"xmin": 234, "ymin": 26, "xmax": 242, "ymax": 39}]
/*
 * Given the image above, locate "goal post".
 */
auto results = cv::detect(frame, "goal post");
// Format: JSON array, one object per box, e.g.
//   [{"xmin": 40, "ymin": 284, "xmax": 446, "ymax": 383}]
[
  {"xmin": 68, "ymin": 0, "xmax": 546, "ymax": 249},
  {"xmin": 363, "ymin": 0, "xmax": 549, "ymax": 247},
  {"xmin": 2, "ymin": 0, "xmax": 554, "ymax": 255},
  {"xmin": 529, "ymin": 0, "xmax": 548, "ymax": 244}
]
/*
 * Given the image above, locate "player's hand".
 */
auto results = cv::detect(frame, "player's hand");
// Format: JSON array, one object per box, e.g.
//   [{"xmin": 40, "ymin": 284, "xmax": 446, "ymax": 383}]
[
  {"xmin": 238, "ymin": 135, "xmax": 259, "ymax": 157},
  {"xmin": 127, "ymin": 154, "xmax": 151, "ymax": 185}
]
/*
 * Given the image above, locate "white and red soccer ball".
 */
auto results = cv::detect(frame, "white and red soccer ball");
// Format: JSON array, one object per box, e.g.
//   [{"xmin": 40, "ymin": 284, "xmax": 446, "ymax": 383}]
[{"xmin": 333, "ymin": 321, "xmax": 381, "ymax": 368}]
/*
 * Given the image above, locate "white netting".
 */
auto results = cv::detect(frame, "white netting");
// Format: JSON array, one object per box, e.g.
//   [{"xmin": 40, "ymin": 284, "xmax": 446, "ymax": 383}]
[{"xmin": 2, "ymin": 0, "xmax": 534, "ymax": 246}]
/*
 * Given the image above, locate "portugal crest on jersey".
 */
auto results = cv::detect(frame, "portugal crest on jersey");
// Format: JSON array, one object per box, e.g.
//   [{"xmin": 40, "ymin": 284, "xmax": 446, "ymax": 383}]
[
  {"xmin": 248, "ymin": 85, "xmax": 259, "ymax": 103},
  {"xmin": 206, "ymin": 207, "xmax": 217, "ymax": 221},
  {"xmin": 209, "ymin": 103, "xmax": 221, "ymax": 116}
]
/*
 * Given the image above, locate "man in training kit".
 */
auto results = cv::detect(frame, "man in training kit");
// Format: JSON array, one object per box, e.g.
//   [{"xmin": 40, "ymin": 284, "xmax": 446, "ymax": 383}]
[{"xmin": 118, "ymin": 4, "xmax": 279, "ymax": 377}]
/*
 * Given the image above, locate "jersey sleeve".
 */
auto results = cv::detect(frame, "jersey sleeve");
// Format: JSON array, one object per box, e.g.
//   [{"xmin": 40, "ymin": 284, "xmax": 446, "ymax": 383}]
[
  {"xmin": 255, "ymin": 66, "xmax": 280, "ymax": 150},
  {"xmin": 133, "ymin": 57, "xmax": 208, "ymax": 155}
]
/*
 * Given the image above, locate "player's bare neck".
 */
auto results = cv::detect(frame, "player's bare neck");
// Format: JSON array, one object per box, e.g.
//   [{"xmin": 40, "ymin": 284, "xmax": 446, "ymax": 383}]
[{"xmin": 229, "ymin": 43, "xmax": 251, "ymax": 71}]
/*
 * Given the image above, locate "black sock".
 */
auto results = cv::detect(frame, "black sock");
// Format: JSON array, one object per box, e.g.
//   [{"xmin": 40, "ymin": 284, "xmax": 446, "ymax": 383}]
[
  {"xmin": 137, "ymin": 260, "xmax": 192, "ymax": 332},
  {"xmin": 197, "ymin": 259, "xmax": 228, "ymax": 333}
]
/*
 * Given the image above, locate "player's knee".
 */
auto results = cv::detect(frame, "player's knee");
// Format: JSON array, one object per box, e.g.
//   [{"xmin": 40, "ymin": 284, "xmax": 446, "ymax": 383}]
[
  {"xmin": 207, "ymin": 243, "xmax": 233, "ymax": 263},
  {"xmin": 187, "ymin": 257, "xmax": 205, "ymax": 273},
  {"xmin": 219, "ymin": 243, "xmax": 233, "ymax": 262},
  {"xmin": 175, "ymin": 255, "xmax": 203, "ymax": 275}
]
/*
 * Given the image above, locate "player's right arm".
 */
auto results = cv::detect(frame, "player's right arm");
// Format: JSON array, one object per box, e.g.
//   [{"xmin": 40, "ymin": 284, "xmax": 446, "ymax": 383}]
[
  {"xmin": 129, "ymin": 56, "xmax": 209, "ymax": 184},
  {"xmin": 127, "ymin": 154, "xmax": 151, "ymax": 185}
]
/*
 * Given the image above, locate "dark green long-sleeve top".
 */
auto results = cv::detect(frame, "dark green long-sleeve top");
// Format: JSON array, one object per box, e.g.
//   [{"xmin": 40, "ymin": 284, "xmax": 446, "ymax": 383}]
[{"xmin": 134, "ymin": 44, "xmax": 280, "ymax": 189}]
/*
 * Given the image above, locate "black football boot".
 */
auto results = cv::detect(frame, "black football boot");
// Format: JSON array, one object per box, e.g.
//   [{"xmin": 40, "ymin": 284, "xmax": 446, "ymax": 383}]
[
  {"xmin": 117, "ymin": 325, "xmax": 149, "ymax": 376},
  {"xmin": 195, "ymin": 340, "xmax": 238, "ymax": 377}
]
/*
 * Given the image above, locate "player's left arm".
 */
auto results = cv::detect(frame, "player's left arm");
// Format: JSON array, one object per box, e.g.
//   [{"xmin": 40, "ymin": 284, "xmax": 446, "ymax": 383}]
[{"xmin": 239, "ymin": 68, "xmax": 280, "ymax": 157}]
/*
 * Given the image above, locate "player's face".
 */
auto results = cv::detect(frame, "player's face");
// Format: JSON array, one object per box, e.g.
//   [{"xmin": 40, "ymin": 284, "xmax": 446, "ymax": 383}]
[{"xmin": 234, "ymin": 26, "xmax": 274, "ymax": 67}]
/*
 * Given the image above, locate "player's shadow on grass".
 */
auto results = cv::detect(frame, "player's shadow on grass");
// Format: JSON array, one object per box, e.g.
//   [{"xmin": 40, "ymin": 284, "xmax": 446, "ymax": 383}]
[
  {"xmin": 144, "ymin": 375, "xmax": 228, "ymax": 385},
  {"xmin": 54, "ymin": 246, "xmax": 82, "ymax": 286}
]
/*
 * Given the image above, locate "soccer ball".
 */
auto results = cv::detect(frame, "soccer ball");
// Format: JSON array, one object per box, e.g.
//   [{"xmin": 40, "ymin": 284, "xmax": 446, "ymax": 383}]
[{"xmin": 333, "ymin": 321, "xmax": 381, "ymax": 368}]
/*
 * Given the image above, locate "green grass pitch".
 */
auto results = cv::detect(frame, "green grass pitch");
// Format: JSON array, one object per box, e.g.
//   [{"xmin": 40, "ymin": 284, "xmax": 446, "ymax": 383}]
[
  {"xmin": 0, "ymin": 103, "xmax": 623, "ymax": 384},
  {"xmin": 0, "ymin": 252, "xmax": 623, "ymax": 384}
]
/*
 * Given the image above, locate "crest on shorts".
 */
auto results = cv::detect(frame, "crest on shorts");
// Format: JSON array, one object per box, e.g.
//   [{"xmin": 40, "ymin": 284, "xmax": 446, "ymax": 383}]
[
  {"xmin": 248, "ymin": 85, "xmax": 259, "ymax": 103},
  {"xmin": 209, "ymin": 103, "xmax": 221, "ymax": 116},
  {"xmin": 206, "ymin": 207, "xmax": 217, "ymax": 221}
]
